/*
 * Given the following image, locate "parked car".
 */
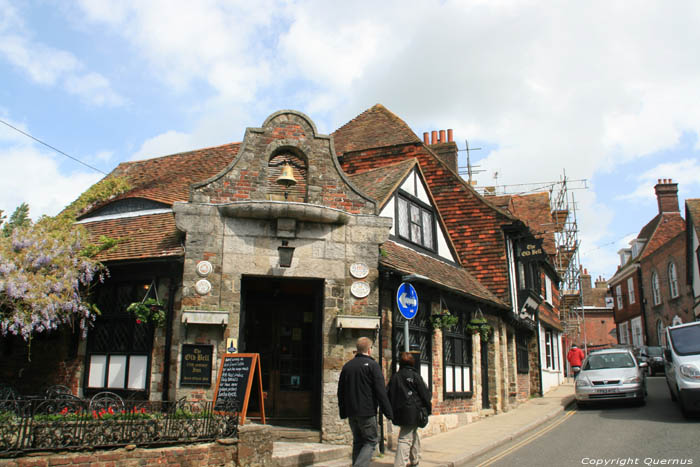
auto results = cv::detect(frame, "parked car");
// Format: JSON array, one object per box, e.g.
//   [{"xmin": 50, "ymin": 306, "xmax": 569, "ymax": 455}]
[
  {"xmin": 575, "ymin": 348, "xmax": 647, "ymax": 408},
  {"xmin": 639, "ymin": 345, "xmax": 665, "ymax": 376},
  {"xmin": 664, "ymin": 321, "xmax": 700, "ymax": 416}
]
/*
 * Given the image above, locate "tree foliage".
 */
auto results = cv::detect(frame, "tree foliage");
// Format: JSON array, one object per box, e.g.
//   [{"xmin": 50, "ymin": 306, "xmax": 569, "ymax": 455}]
[{"xmin": 0, "ymin": 177, "xmax": 130, "ymax": 342}]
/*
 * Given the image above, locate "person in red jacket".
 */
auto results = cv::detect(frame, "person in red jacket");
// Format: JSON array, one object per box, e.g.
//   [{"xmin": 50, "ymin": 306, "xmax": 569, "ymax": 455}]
[{"xmin": 567, "ymin": 344, "xmax": 586, "ymax": 379}]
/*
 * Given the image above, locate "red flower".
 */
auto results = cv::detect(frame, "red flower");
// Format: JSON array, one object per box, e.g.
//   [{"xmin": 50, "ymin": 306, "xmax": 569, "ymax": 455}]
[
  {"xmin": 60, "ymin": 407, "xmax": 69, "ymax": 415},
  {"xmin": 92, "ymin": 410, "xmax": 98, "ymax": 419},
  {"xmin": 141, "ymin": 407, "xmax": 147, "ymax": 414},
  {"xmin": 136, "ymin": 319, "xmax": 142, "ymax": 324},
  {"xmin": 108, "ymin": 407, "xmax": 114, "ymax": 415}
]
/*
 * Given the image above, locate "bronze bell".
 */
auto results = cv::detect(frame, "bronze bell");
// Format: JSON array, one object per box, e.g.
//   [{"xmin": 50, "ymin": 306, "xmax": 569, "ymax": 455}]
[{"xmin": 276, "ymin": 163, "xmax": 297, "ymax": 188}]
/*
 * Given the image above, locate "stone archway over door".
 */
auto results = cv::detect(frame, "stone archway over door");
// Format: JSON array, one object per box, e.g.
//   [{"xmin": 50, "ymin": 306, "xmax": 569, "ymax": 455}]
[{"xmin": 241, "ymin": 276, "xmax": 323, "ymax": 428}]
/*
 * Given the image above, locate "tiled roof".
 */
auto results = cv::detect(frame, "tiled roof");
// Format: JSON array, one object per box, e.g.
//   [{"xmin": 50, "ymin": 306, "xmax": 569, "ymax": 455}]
[
  {"xmin": 489, "ymin": 192, "xmax": 556, "ymax": 256},
  {"xmin": 333, "ymin": 104, "xmax": 422, "ymax": 154},
  {"xmin": 337, "ymin": 106, "xmax": 519, "ymax": 302},
  {"xmin": 347, "ymin": 159, "xmax": 418, "ymax": 208},
  {"xmin": 379, "ymin": 240, "xmax": 507, "ymax": 308},
  {"xmin": 82, "ymin": 212, "xmax": 182, "ymax": 262},
  {"xmin": 97, "ymin": 142, "xmax": 241, "ymax": 209},
  {"xmin": 640, "ymin": 213, "xmax": 685, "ymax": 259},
  {"xmin": 686, "ymin": 199, "xmax": 700, "ymax": 237},
  {"xmin": 77, "ymin": 143, "xmax": 239, "ymax": 263}
]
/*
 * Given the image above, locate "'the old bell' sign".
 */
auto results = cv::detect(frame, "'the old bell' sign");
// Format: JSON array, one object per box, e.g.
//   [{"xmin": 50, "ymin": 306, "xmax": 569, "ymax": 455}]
[{"xmin": 518, "ymin": 239, "xmax": 545, "ymax": 262}]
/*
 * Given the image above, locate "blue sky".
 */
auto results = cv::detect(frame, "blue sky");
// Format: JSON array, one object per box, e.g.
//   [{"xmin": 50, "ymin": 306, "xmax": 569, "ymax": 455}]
[{"xmin": 2, "ymin": 0, "xmax": 700, "ymax": 283}]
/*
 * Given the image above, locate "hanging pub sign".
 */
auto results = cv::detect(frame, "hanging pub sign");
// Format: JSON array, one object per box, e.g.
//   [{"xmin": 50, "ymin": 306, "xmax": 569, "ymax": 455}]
[
  {"xmin": 518, "ymin": 239, "xmax": 546, "ymax": 262},
  {"xmin": 180, "ymin": 344, "xmax": 214, "ymax": 386}
]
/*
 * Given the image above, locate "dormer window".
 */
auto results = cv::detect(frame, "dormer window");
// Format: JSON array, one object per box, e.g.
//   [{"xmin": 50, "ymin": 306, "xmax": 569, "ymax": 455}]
[{"xmin": 396, "ymin": 194, "xmax": 435, "ymax": 251}]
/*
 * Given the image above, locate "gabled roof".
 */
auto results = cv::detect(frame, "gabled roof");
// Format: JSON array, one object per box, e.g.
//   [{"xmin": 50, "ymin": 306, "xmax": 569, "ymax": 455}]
[
  {"xmin": 640, "ymin": 214, "xmax": 685, "ymax": 259},
  {"xmin": 80, "ymin": 143, "xmax": 239, "ymax": 262},
  {"xmin": 686, "ymin": 199, "xmax": 700, "ymax": 237},
  {"xmin": 347, "ymin": 159, "xmax": 418, "ymax": 208},
  {"xmin": 379, "ymin": 240, "xmax": 507, "ymax": 308},
  {"xmin": 83, "ymin": 212, "xmax": 182, "ymax": 262},
  {"xmin": 610, "ymin": 211, "xmax": 685, "ymax": 283},
  {"xmin": 336, "ymin": 105, "xmax": 520, "ymax": 302},
  {"xmin": 333, "ymin": 104, "xmax": 421, "ymax": 154}
]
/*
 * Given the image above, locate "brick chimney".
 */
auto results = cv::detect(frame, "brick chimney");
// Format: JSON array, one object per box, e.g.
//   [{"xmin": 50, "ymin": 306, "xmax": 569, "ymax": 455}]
[
  {"xmin": 581, "ymin": 268, "xmax": 592, "ymax": 295},
  {"xmin": 595, "ymin": 276, "xmax": 607, "ymax": 289},
  {"xmin": 425, "ymin": 128, "xmax": 458, "ymax": 173},
  {"xmin": 654, "ymin": 178, "xmax": 679, "ymax": 214}
]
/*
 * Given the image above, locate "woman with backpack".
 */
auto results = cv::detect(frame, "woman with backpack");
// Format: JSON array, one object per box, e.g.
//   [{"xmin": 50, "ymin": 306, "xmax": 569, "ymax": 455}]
[{"xmin": 387, "ymin": 352, "xmax": 432, "ymax": 467}]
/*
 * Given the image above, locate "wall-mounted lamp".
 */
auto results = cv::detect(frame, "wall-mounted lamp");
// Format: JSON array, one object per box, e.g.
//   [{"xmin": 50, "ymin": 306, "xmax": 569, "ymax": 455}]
[
  {"xmin": 276, "ymin": 162, "xmax": 297, "ymax": 199},
  {"xmin": 278, "ymin": 240, "xmax": 295, "ymax": 267}
]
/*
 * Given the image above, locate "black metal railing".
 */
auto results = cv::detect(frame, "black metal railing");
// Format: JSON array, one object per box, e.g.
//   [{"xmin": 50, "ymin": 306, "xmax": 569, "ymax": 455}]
[{"xmin": 0, "ymin": 395, "xmax": 238, "ymax": 457}]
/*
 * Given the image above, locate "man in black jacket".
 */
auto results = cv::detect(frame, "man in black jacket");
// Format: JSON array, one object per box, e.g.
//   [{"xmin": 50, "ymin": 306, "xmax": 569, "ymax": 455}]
[{"xmin": 338, "ymin": 337, "xmax": 393, "ymax": 467}]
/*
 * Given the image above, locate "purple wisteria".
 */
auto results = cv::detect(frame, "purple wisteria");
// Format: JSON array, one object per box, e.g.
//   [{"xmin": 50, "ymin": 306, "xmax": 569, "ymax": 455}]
[{"xmin": 0, "ymin": 222, "xmax": 105, "ymax": 341}]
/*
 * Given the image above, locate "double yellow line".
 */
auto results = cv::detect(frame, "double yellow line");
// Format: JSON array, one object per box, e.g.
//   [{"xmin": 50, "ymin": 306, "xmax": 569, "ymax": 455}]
[{"xmin": 477, "ymin": 410, "xmax": 577, "ymax": 466}]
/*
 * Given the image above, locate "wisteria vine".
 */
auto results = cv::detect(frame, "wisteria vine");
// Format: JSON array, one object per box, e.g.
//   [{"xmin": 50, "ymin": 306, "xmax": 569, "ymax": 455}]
[{"xmin": 0, "ymin": 223, "xmax": 106, "ymax": 341}]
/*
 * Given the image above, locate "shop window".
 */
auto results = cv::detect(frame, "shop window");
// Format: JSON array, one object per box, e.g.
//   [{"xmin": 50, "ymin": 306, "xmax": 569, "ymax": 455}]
[
  {"xmin": 396, "ymin": 194, "xmax": 435, "ymax": 251},
  {"xmin": 668, "ymin": 262, "xmax": 679, "ymax": 298},
  {"xmin": 516, "ymin": 334, "xmax": 529, "ymax": 374},
  {"xmin": 443, "ymin": 310, "xmax": 472, "ymax": 396},
  {"xmin": 85, "ymin": 280, "xmax": 156, "ymax": 395}
]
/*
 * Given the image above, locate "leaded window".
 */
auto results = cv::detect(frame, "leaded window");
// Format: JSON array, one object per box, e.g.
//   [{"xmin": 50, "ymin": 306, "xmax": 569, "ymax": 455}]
[
  {"xmin": 443, "ymin": 310, "xmax": 472, "ymax": 396},
  {"xmin": 396, "ymin": 194, "xmax": 435, "ymax": 251},
  {"xmin": 86, "ymin": 280, "xmax": 156, "ymax": 395},
  {"xmin": 516, "ymin": 333, "xmax": 529, "ymax": 374}
]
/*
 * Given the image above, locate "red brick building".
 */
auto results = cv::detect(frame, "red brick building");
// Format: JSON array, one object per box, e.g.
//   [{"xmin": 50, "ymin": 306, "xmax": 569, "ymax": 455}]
[{"xmin": 610, "ymin": 179, "xmax": 692, "ymax": 348}]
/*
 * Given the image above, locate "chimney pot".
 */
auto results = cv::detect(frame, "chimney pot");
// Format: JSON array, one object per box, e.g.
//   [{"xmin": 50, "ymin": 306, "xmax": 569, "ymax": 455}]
[
  {"xmin": 423, "ymin": 132, "xmax": 430, "ymax": 145},
  {"xmin": 439, "ymin": 130, "xmax": 446, "ymax": 144},
  {"xmin": 658, "ymin": 179, "xmax": 661, "ymax": 184},
  {"xmin": 447, "ymin": 129, "xmax": 454, "ymax": 142},
  {"xmin": 431, "ymin": 131, "xmax": 438, "ymax": 145}
]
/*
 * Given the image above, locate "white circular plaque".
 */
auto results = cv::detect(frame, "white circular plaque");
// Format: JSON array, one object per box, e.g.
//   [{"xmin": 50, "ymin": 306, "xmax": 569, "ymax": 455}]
[
  {"xmin": 195, "ymin": 279, "xmax": 212, "ymax": 295},
  {"xmin": 350, "ymin": 262, "xmax": 369, "ymax": 279},
  {"xmin": 351, "ymin": 281, "xmax": 371, "ymax": 298},
  {"xmin": 196, "ymin": 260, "xmax": 213, "ymax": 277}
]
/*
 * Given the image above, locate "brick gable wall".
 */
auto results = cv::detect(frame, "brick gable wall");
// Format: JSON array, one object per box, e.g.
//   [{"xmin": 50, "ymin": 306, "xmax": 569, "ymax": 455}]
[{"xmin": 192, "ymin": 113, "xmax": 375, "ymax": 215}]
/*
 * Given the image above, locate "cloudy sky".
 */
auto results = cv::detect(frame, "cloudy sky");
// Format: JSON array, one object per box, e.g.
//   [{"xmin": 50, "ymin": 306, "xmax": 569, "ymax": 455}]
[{"xmin": 2, "ymin": 0, "xmax": 700, "ymax": 282}]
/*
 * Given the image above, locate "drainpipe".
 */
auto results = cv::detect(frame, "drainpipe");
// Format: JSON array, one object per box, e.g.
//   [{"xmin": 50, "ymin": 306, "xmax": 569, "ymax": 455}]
[
  {"xmin": 162, "ymin": 279, "xmax": 176, "ymax": 402},
  {"xmin": 536, "ymin": 313, "xmax": 544, "ymax": 397}
]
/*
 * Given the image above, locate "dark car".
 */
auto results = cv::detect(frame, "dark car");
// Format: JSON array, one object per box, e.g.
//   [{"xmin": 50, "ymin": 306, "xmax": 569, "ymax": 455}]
[{"xmin": 639, "ymin": 345, "xmax": 665, "ymax": 376}]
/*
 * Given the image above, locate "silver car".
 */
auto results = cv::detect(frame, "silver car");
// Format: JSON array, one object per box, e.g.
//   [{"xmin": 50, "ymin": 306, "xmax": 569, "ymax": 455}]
[{"xmin": 575, "ymin": 348, "xmax": 647, "ymax": 407}]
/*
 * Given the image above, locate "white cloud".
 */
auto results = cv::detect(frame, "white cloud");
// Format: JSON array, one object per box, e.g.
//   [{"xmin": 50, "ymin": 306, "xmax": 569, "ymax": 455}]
[
  {"xmin": 617, "ymin": 159, "xmax": 700, "ymax": 202},
  {"xmin": 0, "ymin": 143, "xmax": 101, "ymax": 219},
  {"xmin": 0, "ymin": 1, "xmax": 125, "ymax": 107},
  {"xmin": 131, "ymin": 130, "xmax": 196, "ymax": 161}
]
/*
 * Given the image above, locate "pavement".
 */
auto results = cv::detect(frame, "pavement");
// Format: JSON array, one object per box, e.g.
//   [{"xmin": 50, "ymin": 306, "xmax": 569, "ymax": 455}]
[
  {"xmin": 272, "ymin": 380, "xmax": 575, "ymax": 466},
  {"xmin": 369, "ymin": 381, "xmax": 576, "ymax": 467}
]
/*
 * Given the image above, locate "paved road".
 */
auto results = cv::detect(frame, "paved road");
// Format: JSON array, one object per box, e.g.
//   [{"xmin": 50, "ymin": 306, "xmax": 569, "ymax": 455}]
[{"xmin": 469, "ymin": 376, "xmax": 699, "ymax": 467}]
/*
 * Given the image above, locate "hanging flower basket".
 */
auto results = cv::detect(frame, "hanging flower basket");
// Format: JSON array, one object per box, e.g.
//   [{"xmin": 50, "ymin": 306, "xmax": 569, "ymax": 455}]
[
  {"xmin": 465, "ymin": 309, "xmax": 492, "ymax": 342},
  {"xmin": 431, "ymin": 309, "xmax": 458, "ymax": 330},
  {"xmin": 127, "ymin": 298, "xmax": 166, "ymax": 327}
]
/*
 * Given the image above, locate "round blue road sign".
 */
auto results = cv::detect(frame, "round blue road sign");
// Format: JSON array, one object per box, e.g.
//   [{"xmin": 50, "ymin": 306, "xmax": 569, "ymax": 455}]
[{"xmin": 396, "ymin": 282, "xmax": 419, "ymax": 320}]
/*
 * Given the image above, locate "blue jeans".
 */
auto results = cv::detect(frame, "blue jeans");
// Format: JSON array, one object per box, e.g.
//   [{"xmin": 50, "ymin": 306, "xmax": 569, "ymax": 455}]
[{"xmin": 348, "ymin": 415, "xmax": 378, "ymax": 467}]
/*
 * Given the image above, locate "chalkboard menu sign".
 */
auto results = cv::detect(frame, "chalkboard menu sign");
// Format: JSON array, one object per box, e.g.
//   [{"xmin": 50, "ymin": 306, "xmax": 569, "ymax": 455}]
[
  {"xmin": 180, "ymin": 344, "xmax": 213, "ymax": 386},
  {"xmin": 213, "ymin": 353, "xmax": 265, "ymax": 425}
]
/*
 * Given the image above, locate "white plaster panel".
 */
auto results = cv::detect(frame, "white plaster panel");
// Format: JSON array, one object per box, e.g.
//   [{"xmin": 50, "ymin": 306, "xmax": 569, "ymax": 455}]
[
  {"xmin": 415, "ymin": 174, "xmax": 430, "ymax": 204},
  {"xmin": 380, "ymin": 199, "xmax": 395, "ymax": 236},
  {"xmin": 437, "ymin": 225, "xmax": 456, "ymax": 262},
  {"xmin": 400, "ymin": 172, "xmax": 415, "ymax": 196}
]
